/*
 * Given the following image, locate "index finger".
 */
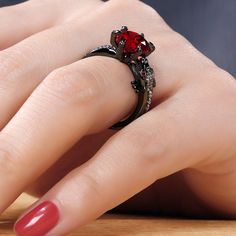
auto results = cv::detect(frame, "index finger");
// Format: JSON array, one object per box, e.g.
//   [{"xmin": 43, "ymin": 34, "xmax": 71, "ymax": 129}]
[{"xmin": 14, "ymin": 100, "xmax": 198, "ymax": 236}]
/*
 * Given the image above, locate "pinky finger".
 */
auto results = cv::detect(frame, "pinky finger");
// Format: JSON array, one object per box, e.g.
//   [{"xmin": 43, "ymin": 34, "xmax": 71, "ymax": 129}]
[{"xmin": 14, "ymin": 104, "xmax": 196, "ymax": 236}]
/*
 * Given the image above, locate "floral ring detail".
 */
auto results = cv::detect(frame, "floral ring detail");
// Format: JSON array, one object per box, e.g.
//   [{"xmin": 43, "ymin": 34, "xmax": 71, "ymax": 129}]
[{"xmin": 84, "ymin": 26, "xmax": 156, "ymax": 130}]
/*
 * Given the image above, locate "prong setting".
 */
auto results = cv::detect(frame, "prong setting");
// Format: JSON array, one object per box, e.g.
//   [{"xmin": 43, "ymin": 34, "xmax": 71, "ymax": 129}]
[
  {"xmin": 149, "ymin": 42, "xmax": 155, "ymax": 53},
  {"xmin": 121, "ymin": 26, "xmax": 128, "ymax": 32},
  {"xmin": 110, "ymin": 26, "xmax": 155, "ymax": 63},
  {"xmin": 116, "ymin": 39, "xmax": 126, "ymax": 61},
  {"xmin": 110, "ymin": 30, "xmax": 120, "ymax": 47},
  {"xmin": 130, "ymin": 45, "xmax": 143, "ymax": 61},
  {"xmin": 85, "ymin": 26, "xmax": 156, "ymax": 129}
]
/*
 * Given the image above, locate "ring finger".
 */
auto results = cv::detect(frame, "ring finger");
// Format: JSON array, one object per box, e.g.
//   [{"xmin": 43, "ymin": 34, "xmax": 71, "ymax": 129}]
[{"xmin": 0, "ymin": 55, "xmax": 137, "ymax": 213}]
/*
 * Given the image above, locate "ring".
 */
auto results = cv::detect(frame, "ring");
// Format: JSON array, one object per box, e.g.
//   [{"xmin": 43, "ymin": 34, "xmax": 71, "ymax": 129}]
[{"xmin": 84, "ymin": 26, "xmax": 156, "ymax": 130}]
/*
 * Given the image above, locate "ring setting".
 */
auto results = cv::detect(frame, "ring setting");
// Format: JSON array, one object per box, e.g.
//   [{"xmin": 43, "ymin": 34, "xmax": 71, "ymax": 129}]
[{"xmin": 85, "ymin": 26, "xmax": 156, "ymax": 129}]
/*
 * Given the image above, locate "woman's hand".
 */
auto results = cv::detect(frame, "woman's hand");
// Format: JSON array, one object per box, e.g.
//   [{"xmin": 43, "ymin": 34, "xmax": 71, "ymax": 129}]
[{"xmin": 0, "ymin": 0, "xmax": 236, "ymax": 235}]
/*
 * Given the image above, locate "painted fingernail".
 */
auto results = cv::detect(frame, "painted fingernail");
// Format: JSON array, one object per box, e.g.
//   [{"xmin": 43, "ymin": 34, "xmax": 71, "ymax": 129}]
[{"xmin": 14, "ymin": 201, "xmax": 59, "ymax": 236}]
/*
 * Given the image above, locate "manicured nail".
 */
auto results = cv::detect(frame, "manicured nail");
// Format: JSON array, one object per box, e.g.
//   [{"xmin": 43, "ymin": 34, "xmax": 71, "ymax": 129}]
[{"xmin": 14, "ymin": 201, "xmax": 59, "ymax": 236}]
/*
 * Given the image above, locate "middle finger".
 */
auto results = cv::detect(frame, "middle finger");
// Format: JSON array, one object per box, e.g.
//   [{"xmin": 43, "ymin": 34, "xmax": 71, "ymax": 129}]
[{"xmin": 0, "ymin": 0, "xmax": 103, "ymax": 128}]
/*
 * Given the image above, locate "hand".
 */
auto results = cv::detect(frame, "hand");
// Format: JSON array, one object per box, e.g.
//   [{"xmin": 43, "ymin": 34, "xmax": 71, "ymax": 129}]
[{"xmin": 0, "ymin": 0, "xmax": 235, "ymax": 235}]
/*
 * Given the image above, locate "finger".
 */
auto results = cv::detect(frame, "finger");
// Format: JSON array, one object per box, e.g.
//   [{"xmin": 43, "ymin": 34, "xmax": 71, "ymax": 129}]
[
  {"xmin": 0, "ymin": 0, "xmax": 103, "ymax": 128},
  {"xmin": 0, "ymin": 0, "xmax": 56, "ymax": 49},
  {"xmin": 0, "ymin": 0, "xmax": 100, "ymax": 49},
  {"xmin": 14, "ymin": 101, "xmax": 198, "ymax": 236},
  {"xmin": 0, "ymin": 55, "xmax": 142, "ymax": 213},
  {"xmin": 0, "ymin": 0, "xmax": 186, "ymax": 131}
]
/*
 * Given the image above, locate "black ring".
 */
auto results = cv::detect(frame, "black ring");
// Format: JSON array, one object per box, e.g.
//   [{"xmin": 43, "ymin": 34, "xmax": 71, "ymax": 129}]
[{"xmin": 84, "ymin": 26, "xmax": 156, "ymax": 130}]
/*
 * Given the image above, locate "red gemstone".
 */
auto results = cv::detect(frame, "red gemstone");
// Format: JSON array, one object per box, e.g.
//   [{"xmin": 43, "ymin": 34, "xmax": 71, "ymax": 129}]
[{"xmin": 115, "ymin": 31, "xmax": 151, "ymax": 56}]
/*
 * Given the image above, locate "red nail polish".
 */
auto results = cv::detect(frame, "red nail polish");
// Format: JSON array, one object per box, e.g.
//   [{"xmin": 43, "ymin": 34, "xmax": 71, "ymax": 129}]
[{"xmin": 14, "ymin": 201, "xmax": 59, "ymax": 236}]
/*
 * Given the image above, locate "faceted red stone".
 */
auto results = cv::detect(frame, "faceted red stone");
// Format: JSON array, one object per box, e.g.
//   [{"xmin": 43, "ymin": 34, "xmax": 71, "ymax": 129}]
[{"xmin": 115, "ymin": 31, "xmax": 151, "ymax": 56}]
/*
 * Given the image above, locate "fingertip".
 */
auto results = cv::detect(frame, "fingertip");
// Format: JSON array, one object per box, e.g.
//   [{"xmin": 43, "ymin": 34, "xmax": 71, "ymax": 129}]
[{"xmin": 14, "ymin": 201, "xmax": 60, "ymax": 236}]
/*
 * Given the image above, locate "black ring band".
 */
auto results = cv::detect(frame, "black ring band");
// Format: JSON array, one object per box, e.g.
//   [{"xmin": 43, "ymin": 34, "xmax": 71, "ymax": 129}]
[{"xmin": 84, "ymin": 26, "xmax": 156, "ymax": 130}]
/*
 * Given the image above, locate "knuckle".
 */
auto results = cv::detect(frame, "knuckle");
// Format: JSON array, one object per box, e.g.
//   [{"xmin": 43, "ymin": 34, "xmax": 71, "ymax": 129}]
[
  {"xmin": 107, "ymin": 0, "xmax": 162, "ymax": 24},
  {"xmin": 215, "ymin": 68, "xmax": 236, "ymax": 86},
  {"xmin": 0, "ymin": 51, "xmax": 23, "ymax": 79},
  {"xmin": 160, "ymin": 31, "xmax": 192, "ymax": 52},
  {"xmin": 71, "ymin": 170, "xmax": 101, "ymax": 198},
  {"xmin": 209, "ymin": 68, "xmax": 236, "ymax": 99},
  {"xmin": 111, "ymin": 0, "xmax": 137, "ymax": 9},
  {"xmin": 120, "ymin": 123, "xmax": 165, "ymax": 161},
  {"xmin": 0, "ymin": 140, "xmax": 21, "ymax": 173},
  {"xmin": 114, "ymin": 115, "xmax": 171, "ymax": 170},
  {"xmin": 81, "ymin": 172, "xmax": 101, "ymax": 195},
  {"xmin": 123, "ymin": 127, "xmax": 156, "ymax": 153},
  {"xmin": 0, "ymin": 46, "xmax": 34, "ymax": 86},
  {"xmin": 41, "ymin": 65, "xmax": 102, "ymax": 106}
]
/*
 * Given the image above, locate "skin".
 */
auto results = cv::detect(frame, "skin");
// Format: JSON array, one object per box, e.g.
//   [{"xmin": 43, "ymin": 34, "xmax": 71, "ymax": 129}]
[{"xmin": 0, "ymin": 0, "xmax": 235, "ymax": 235}]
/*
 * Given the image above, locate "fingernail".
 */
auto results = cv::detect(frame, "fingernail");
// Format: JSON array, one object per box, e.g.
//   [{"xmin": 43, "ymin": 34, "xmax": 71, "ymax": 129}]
[{"xmin": 14, "ymin": 201, "xmax": 59, "ymax": 236}]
